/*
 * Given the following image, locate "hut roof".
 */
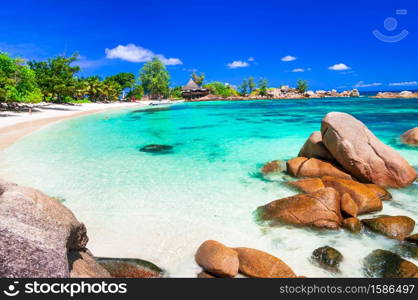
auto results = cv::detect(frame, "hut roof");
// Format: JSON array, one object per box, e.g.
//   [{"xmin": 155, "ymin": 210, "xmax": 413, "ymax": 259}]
[{"xmin": 183, "ymin": 79, "xmax": 201, "ymax": 90}]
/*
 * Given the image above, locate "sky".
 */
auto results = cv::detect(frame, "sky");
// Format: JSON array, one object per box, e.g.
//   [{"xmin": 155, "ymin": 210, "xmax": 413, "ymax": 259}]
[{"xmin": 1, "ymin": 0, "xmax": 417, "ymax": 91}]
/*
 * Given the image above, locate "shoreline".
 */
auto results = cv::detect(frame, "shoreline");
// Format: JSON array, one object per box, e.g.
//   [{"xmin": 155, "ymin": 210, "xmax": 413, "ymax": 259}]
[{"xmin": 0, "ymin": 102, "xmax": 148, "ymax": 151}]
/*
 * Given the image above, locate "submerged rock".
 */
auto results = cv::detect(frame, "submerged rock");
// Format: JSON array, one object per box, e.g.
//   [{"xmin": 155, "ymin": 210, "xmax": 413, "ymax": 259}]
[
  {"xmin": 311, "ymin": 246, "xmax": 343, "ymax": 272},
  {"xmin": 342, "ymin": 217, "xmax": 363, "ymax": 234},
  {"xmin": 401, "ymin": 127, "xmax": 418, "ymax": 146},
  {"xmin": 287, "ymin": 157, "xmax": 352, "ymax": 180},
  {"xmin": 321, "ymin": 112, "xmax": 417, "ymax": 188},
  {"xmin": 68, "ymin": 250, "xmax": 111, "ymax": 278},
  {"xmin": 195, "ymin": 240, "xmax": 239, "ymax": 278},
  {"xmin": 96, "ymin": 257, "xmax": 164, "ymax": 278},
  {"xmin": 362, "ymin": 216, "xmax": 415, "ymax": 240},
  {"xmin": 298, "ymin": 131, "xmax": 336, "ymax": 163},
  {"xmin": 257, "ymin": 188, "xmax": 342, "ymax": 229},
  {"xmin": 286, "ymin": 178, "xmax": 325, "ymax": 194},
  {"xmin": 261, "ymin": 160, "xmax": 286, "ymax": 175},
  {"xmin": 363, "ymin": 249, "xmax": 418, "ymax": 278},
  {"xmin": 0, "ymin": 179, "xmax": 88, "ymax": 278},
  {"xmin": 234, "ymin": 247, "xmax": 296, "ymax": 278},
  {"xmin": 321, "ymin": 176, "xmax": 382, "ymax": 215},
  {"xmin": 139, "ymin": 144, "xmax": 173, "ymax": 153}
]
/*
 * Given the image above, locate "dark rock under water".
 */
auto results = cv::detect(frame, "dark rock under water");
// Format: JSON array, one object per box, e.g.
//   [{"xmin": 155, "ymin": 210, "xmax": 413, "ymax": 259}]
[{"xmin": 139, "ymin": 144, "xmax": 173, "ymax": 154}]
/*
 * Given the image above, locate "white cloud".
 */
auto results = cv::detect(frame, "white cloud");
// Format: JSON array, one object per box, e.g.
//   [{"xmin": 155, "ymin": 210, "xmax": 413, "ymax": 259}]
[
  {"xmin": 227, "ymin": 60, "xmax": 250, "ymax": 69},
  {"xmin": 389, "ymin": 81, "xmax": 418, "ymax": 87},
  {"xmin": 105, "ymin": 44, "xmax": 182, "ymax": 65},
  {"xmin": 329, "ymin": 63, "xmax": 351, "ymax": 71},
  {"xmin": 292, "ymin": 68, "xmax": 305, "ymax": 73},
  {"xmin": 354, "ymin": 81, "xmax": 382, "ymax": 88},
  {"xmin": 281, "ymin": 55, "xmax": 297, "ymax": 62},
  {"xmin": 248, "ymin": 57, "xmax": 255, "ymax": 62}
]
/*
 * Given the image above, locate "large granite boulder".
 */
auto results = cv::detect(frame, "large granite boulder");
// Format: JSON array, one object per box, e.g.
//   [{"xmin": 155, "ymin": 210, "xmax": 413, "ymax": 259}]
[
  {"xmin": 362, "ymin": 216, "xmax": 415, "ymax": 240},
  {"xmin": 0, "ymin": 179, "xmax": 89, "ymax": 278},
  {"xmin": 287, "ymin": 157, "xmax": 352, "ymax": 180},
  {"xmin": 233, "ymin": 247, "xmax": 296, "ymax": 278},
  {"xmin": 257, "ymin": 188, "xmax": 342, "ymax": 229},
  {"xmin": 321, "ymin": 176, "xmax": 382, "ymax": 215},
  {"xmin": 298, "ymin": 131, "xmax": 336, "ymax": 163},
  {"xmin": 363, "ymin": 249, "xmax": 418, "ymax": 278},
  {"xmin": 321, "ymin": 112, "xmax": 416, "ymax": 188},
  {"xmin": 401, "ymin": 127, "xmax": 418, "ymax": 146},
  {"xmin": 195, "ymin": 240, "xmax": 239, "ymax": 277}
]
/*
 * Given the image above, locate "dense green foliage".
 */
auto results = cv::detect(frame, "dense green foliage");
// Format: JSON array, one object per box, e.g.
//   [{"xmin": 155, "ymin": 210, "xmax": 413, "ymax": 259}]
[
  {"xmin": 139, "ymin": 57, "xmax": 170, "ymax": 99},
  {"xmin": 238, "ymin": 79, "xmax": 248, "ymax": 96},
  {"xmin": 203, "ymin": 82, "xmax": 238, "ymax": 98},
  {"xmin": 296, "ymin": 80, "xmax": 309, "ymax": 93},
  {"xmin": 258, "ymin": 78, "xmax": 268, "ymax": 96},
  {"xmin": 169, "ymin": 86, "xmax": 183, "ymax": 99},
  {"xmin": 247, "ymin": 77, "xmax": 256, "ymax": 94},
  {"xmin": 191, "ymin": 72, "xmax": 205, "ymax": 86},
  {"xmin": 0, "ymin": 52, "xmax": 42, "ymax": 103},
  {"xmin": 127, "ymin": 84, "xmax": 144, "ymax": 100}
]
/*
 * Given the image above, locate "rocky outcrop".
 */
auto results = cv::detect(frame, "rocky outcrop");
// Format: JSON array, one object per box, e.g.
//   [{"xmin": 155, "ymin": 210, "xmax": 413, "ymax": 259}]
[
  {"xmin": 195, "ymin": 240, "xmax": 239, "ymax": 277},
  {"xmin": 374, "ymin": 91, "xmax": 418, "ymax": 99},
  {"xmin": 401, "ymin": 127, "xmax": 418, "ymax": 146},
  {"xmin": 286, "ymin": 178, "xmax": 325, "ymax": 194},
  {"xmin": 342, "ymin": 217, "xmax": 362, "ymax": 233},
  {"xmin": 311, "ymin": 246, "xmax": 343, "ymax": 272},
  {"xmin": 321, "ymin": 112, "xmax": 416, "ymax": 188},
  {"xmin": 68, "ymin": 251, "xmax": 111, "ymax": 278},
  {"xmin": 321, "ymin": 176, "xmax": 382, "ymax": 215},
  {"xmin": 363, "ymin": 249, "xmax": 418, "ymax": 278},
  {"xmin": 0, "ymin": 179, "xmax": 88, "ymax": 278},
  {"xmin": 287, "ymin": 157, "xmax": 352, "ymax": 180},
  {"xmin": 298, "ymin": 131, "xmax": 336, "ymax": 162},
  {"xmin": 96, "ymin": 257, "xmax": 164, "ymax": 278},
  {"xmin": 258, "ymin": 188, "xmax": 342, "ymax": 229},
  {"xmin": 362, "ymin": 216, "xmax": 415, "ymax": 240},
  {"xmin": 234, "ymin": 247, "xmax": 296, "ymax": 278}
]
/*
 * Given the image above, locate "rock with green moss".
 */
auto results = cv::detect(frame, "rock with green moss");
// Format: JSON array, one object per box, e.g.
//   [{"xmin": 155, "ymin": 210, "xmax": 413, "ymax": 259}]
[{"xmin": 363, "ymin": 249, "xmax": 418, "ymax": 278}]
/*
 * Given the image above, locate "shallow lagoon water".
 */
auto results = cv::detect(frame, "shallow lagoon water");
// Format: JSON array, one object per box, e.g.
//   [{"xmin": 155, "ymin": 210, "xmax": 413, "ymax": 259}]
[{"xmin": 1, "ymin": 98, "xmax": 417, "ymax": 277}]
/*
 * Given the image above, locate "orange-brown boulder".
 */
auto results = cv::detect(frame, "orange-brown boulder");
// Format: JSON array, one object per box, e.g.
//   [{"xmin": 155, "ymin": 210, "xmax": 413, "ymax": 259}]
[
  {"xmin": 321, "ymin": 176, "xmax": 382, "ymax": 215},
  {"xmin": 362, "ymin": 216, "xmax": 416, "ymax": 240},
  {"xmin": 233, "ymin": 247, "xmax": 296, "ymax": 278},
  {"xmin": 258, "ymin": 188, "xmax": 342, "ymax": 229},
  {"xmin": 197, "ymin": 271, "xmax": 217, "ymax": 278},
  {"xmin": 96, "ymin": 257, "xmax": 164, "ymax": 278},
  {"xmin": 287, "ymin": 157, "xmax": 352, "ymax": 180},
  {"xmin": 286, "ymin": 178, "xmax": 325, "ymax": 193},
  {"xmin": 365, "ymin": 184, "xmax": 392, "ymax": 201},
  {"xmin": 342, "ymin": 217, "xmax": 362, "ymax": 233},
  {"xmin": 298, "ymin": 131, "xmax": 336, "ymax": 162},
  {"xmin": 341, "ymin": 193, "xmax": 358, "ymax": 217},
  {"xmin": 401, "ymin": 127, "xmax": 418, "ymax": 146},
  {"xmin": 321, "ymin": 112, "xmax": 416, "ymax": 188},
  {"xmin": 195, "ymin": 240, "xmax": 239, "ymax": 277}
]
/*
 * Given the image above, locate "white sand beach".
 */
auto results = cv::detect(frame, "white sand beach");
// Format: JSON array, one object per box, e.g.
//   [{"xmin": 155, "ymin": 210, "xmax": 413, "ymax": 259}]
[{"xmin": 0, "ymin": 102, "xmax": 148, "ymax": 150}]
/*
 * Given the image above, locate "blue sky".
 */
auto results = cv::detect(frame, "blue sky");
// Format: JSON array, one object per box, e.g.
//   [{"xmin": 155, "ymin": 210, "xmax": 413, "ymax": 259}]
[{"xmin": 1, "ymin": 0, "xmax": 417, "ymax": 91}]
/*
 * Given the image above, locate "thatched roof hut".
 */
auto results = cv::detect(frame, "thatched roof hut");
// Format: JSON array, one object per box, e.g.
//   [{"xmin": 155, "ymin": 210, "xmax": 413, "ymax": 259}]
[{"xmin": 182, "ymin": 79, "xmax": 209, "ymax": 100}]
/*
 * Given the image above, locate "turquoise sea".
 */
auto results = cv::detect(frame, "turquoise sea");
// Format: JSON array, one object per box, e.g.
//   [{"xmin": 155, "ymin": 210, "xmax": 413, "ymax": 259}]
[{"xmin": 1, "ymin": 98, "xmax": 417, "ymax": 277}]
